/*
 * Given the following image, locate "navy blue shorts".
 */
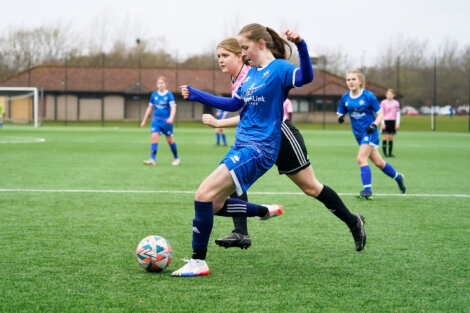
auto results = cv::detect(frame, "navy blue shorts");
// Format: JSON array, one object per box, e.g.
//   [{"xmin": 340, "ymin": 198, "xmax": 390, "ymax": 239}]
[
  {"xmin": 151, "ymin": 120, "xmax": 173, "ymax": 136},
  {"xmin": 220, "ymin": 145, "xmax": 275, "ymax": 196},
  {"xmin": 354, "ymin": 130, "xmax": 379, "ymax": 148}
]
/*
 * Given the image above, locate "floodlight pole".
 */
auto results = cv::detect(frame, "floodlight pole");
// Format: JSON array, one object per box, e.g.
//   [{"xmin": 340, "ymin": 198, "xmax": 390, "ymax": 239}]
[
  {"xmin": 396, "ymin": 56, "xmax": 400, "ymax": 96},
  {"xmin": 64, "ymin": 57, "xmax": 68, "ymax": 126},
  {"xmin": 136, "ymin": 38, "xmax": 142, "ymax": 125},
  {"xmin": 322, "ymin": 56, "xmax": 327, "ymax": 130},
  {"xmin": 101, "ymin": 52, "xmax": 105, "ymax": 127},
  {"xmin": 432, "ymin": 56, "xmax": 437, "ymax": 132}
]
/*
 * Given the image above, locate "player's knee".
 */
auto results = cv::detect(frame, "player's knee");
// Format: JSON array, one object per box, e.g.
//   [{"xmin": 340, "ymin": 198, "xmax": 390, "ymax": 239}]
[
  {"xmin": 356, "ymin": 156, "xmax": 366, "ymax": 165},
  {"xmin": 300, "ymin": 183, "xmax": 321, "ymax": 198}
]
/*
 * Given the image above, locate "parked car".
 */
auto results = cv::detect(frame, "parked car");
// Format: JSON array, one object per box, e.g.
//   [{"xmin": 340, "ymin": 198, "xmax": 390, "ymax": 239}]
[
  {"xmin": 401, "ymin": 106, "xmax": 418, "ymax": 115},
  {"xmin": 457, "ymin": 105, "xmax": 469, "ymax": 115},
  {"xmin": 419, "ymin": 106, "xmax": 432, "ymax": 115},
  {"xmin": 438, "ymin": 105, "xmax": 452, "ymax": 116}
]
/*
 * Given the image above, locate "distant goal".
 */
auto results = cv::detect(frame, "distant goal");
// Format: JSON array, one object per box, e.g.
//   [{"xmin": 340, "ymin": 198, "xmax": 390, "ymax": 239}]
[{"xmin": 0, "ymin": 87, "xmax": 40, "ymax": 127}]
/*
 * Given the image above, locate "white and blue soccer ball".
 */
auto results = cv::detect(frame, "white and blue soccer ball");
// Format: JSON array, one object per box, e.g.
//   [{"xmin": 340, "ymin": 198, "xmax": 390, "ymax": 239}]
[{"xmin": 136, "ymin": 235, "xmax": 172, "ymax": 272}]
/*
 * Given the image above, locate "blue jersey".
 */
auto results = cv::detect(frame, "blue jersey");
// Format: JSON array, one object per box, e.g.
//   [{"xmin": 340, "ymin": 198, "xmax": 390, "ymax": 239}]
[
  {"xmin": 149, "ymin": 90, "xmax": 176, "ymax": 122},
  {"xmin": 216, "ymin": 109, "xmax": 228, "ymax": 120},
  {"xmin": 337, "ymin": 89, "xmax": 382, "ymax": 136},
  {"xmin": 234, "ymin": 59, "xmax": 297, "ymax": 159}
]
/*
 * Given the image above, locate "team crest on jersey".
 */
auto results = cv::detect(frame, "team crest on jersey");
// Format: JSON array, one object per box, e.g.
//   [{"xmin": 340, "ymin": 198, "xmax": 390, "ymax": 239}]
[
  {"xmin": 359, "ymin": 100, "xmax": 365, "ymax": 105},
  {"xmin": 230, "ymin": 155, "xmax": 240, "ymax": 163},
  {"xmin": 345, "ymin": 101, "xmax": 349, "ymax": 107},
  {"xmin": 262, "ymin": 70, "xmax": 270, "ymax": 78},
  {"xmin": 164, "ymin": 96, "xmax": 168, "ymax": 101}
]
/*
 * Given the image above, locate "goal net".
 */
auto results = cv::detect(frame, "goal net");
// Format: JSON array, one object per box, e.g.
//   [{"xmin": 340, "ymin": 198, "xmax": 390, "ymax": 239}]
[{"xmin": 0, "ymin": 87, "xmax": 40, "ymax": 127}]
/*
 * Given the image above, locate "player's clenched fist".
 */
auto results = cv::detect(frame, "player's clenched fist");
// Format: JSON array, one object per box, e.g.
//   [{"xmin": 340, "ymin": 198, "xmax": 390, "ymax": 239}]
[
  {"xmin": 180, "ymin": 85, "xmax": 190, "ymax": 100},
  {"xmin": 283, "ymin": 29, "xmax": 302, "ymax": 43}
]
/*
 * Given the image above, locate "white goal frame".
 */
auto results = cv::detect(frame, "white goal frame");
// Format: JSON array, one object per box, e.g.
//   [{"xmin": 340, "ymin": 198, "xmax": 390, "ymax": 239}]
[{"xmin": 0, "ymin": 87, "xmax": 39, "ymax": 127}]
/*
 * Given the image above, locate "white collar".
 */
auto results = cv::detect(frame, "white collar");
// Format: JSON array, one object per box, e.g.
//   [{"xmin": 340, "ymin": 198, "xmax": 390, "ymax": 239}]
[
  {"xmin": 257, "ymin": 59, "xmax": 275, "ymax": 71},
  {"xmin": 349, "ymin": 89, "xmax": 364, "ymax": 99}
]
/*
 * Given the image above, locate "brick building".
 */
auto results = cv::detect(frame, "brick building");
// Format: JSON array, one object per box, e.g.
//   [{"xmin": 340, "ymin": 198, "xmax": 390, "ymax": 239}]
[{"xmin": 0, "ymin": 65, "xmax": 388, "ymax": 123}]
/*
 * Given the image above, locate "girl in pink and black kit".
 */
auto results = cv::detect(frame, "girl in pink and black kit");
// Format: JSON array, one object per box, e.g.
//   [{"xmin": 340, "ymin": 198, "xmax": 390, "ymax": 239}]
[{"xmin": 380, "ymin": 89, "xmax": 400, "ymax": 157}]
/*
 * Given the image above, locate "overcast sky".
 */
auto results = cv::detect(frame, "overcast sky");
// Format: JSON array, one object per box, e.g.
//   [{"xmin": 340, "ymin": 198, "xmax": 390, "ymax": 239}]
[{"xmin": 2, "ymin": 0, "xmax": 469, "ymax": 66}]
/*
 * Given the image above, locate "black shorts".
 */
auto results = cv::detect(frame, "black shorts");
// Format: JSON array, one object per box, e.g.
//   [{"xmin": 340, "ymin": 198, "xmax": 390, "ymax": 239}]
[
  {"xmin": 275, "ymin": 120, "xmax": 311, "ymax": 175},
  {"xmin": 383, "ymin": 120, "xmax": 397, "ymax": 135}
]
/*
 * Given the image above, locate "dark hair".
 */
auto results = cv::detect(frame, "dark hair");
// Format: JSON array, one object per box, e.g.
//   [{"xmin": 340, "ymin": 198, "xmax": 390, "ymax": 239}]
[{"xmin": 238, "ymin": 23, "xmax": 292, "ymax": 60}]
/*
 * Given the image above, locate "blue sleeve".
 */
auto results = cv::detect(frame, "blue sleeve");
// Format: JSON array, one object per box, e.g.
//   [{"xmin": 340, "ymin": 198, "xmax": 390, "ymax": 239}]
[
  {"xmin": 187, "ymin": 86, "xmax": 244, "ymax": 112},
  {"xmin": 337, "ymin": 95, "xmax": 347, "ymax": 115},
  {"xmin": 168, "ymin": 92, "xmax": 175, "ymax": 102},
  {"xmin": 368, "ymin": 92, "xmax": 381, "ymax": 113},
  {"xmin": 293, "ymin": 40, "xmax": 314, "ymax": 88},
  {"xmin": 148, "ymin": 92, "xmax": 155, "ymax": 105}
]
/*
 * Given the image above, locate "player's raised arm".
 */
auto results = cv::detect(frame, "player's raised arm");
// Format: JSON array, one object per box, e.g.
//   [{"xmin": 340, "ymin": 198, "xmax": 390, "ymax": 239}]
[
  {"xmin": 179, "ymin": 85, "xmax": 244, "ymax": 112},
  {"xmin": 283, "ymin": 29, "xmax": 313, "ymax": 87}
]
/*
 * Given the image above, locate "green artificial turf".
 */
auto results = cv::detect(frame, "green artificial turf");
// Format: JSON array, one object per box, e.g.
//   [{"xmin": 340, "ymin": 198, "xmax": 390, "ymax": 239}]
[{"xmin": 0, "ymin": 125, "xmax": 469, "ymax": 312}]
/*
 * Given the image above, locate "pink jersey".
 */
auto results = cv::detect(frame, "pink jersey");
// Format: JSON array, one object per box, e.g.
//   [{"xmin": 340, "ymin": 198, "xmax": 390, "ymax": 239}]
[
  {"xmin": 231, "ymin": 65, "xmax": 251, "ymax": 97},
  {"xmin": 380, "ymin": 99, "xmax": 400, "ymax": 121},
  {"xmin": 283, "ymin": 98, "xmax": 293, "ymax": 122}
]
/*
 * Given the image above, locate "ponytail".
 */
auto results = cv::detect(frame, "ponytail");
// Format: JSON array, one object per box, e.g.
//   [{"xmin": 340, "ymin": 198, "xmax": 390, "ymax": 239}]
[{"xmin": 239, "ymin": 23, "xmax": 292, "ymax": 60}]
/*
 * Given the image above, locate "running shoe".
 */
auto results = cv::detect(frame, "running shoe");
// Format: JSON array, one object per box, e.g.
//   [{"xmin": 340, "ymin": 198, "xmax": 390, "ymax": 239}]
[
  {"xmin": 256, "ymin": 204, "xmax": 283, "ymax": 220},
  {"xmin": 355, "ymin": 190, "xmax": 373, "ymax": 200},
  {"xmin": 350, "ymin": 214, "xmax": 366, "ymax": 252},
  {"xmin": 396, "ymin": 174, "xmax": 406, "ymax": 193},
  {"xmin": 143, "ymin": 159, "xmax": 156, "ymax": 166},
  {"xmin": 172, "ymin": 158, "xmax": 180, "ymax": 166},
  {"xmin": 215, "ymin": 231, "xmax": 252, "ymax": 249},
  {"xmin": 171, "ymin": 258, "xmax": 209, "ymax": 277}
]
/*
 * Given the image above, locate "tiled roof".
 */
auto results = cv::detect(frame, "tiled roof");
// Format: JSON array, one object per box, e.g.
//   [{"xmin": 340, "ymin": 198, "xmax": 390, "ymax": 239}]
[{"xmin": 0, "ymin": 65, "xmax": 388, "ymax": 97}]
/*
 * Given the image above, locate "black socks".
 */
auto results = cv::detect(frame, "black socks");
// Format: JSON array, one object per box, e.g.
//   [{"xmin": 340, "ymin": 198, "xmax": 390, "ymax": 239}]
[{"xmin": 316, "ymin": 185, "xmax": 357, "ymax": 228}]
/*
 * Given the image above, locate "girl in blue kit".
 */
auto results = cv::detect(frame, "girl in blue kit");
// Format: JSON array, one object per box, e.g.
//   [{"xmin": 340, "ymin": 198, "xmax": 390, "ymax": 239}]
[
  {"xmin": 337, "ymin": 69, "xmax": 406, "ymax": 199},
  {"xmin": 215, "ymin": 109, "xmax": 228, "ymax": 146},
  {"xmin": 140, "ymin": 76, "xmax": 180, "ymax": 166},
  {"xmin": 171, "ymin": 24, "xmax": 313, "ymax": 277}
]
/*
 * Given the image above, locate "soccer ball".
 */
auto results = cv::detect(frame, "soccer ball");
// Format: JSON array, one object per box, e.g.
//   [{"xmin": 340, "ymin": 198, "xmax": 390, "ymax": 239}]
[{"xmin": 136, "ymin": 235, "xmax": 172, "ymax": 272}]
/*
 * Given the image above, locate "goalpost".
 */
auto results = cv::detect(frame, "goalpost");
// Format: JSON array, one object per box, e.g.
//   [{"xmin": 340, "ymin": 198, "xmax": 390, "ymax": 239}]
[{"xmin": 0, "ymin": 87, "xmax": 40, "ymax": 127}]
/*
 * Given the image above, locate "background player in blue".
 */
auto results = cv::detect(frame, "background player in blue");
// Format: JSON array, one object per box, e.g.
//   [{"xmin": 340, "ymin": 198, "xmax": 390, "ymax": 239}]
[
  {"xmin": 215, "ymin": 109, "xmax": 228, "ymax": 146},
  {"xmin": 337, "ymin": 70, "xmax": 406, "ymax": 199},
  {"xmin": 171, "ymin": 24, "xmax": 313, "ymax": 277},
  {"xmin": 140, "ymin": 76, "xmax": 180, "ymax": 166}
]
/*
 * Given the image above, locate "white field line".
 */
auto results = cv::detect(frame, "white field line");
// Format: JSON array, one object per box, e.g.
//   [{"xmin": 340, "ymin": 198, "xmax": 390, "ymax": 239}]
[
  {"xmin": 0, "ymin": 188, "xmax": 469, "ymax": 198},
  {"xmin": 0, "ymin": 137, "xmax": 46, "ymax": 144}
]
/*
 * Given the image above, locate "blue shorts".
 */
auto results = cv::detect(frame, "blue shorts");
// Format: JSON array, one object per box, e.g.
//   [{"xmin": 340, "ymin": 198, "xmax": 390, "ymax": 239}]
[
  {"xmin": 354, "ymin": 130, "xmax": 379, "ymax": 148},
  {"xmin": 220, "ymin": 145, "xmax": 275, "ymax": 196},
  {"xmin": 151, "ymin": 120, "xmax": 173, "ymax": 136}
]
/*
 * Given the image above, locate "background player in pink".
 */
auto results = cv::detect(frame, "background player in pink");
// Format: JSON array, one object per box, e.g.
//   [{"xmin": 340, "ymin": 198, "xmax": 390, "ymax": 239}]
[
  {"xmin": 380, "ymin": 89, "xmax": 400, "ymax": 157},
  {"xmin": 283, "ymin": 98, "xmax": 293, "ymax": 121}
]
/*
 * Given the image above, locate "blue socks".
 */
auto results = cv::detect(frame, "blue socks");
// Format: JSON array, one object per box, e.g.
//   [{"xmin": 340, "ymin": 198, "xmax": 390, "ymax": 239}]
[
  {"xmin": 361, "ymin": 163, "xmax": 401, "ymax": 192},
  {"xmin": 382, "ymin": 162, "xmax": 401, "ymax": 181},
  {"xmin": 222, "ymin": 134, "xmax": 227, "ymax": 145},
  {"xmin": 360, "ymin": 165, "xmax": 372, "ymax": 192},
  {"xmin": 150, "ymin": 142, "xmax": 178, "ymax": 160},
  {"xmin": 216, "ymin": 133, "xmax": 220, "ymax": 145},
  {"xmin": 150, "ymin": 143, "xmax": 158, "ymax": 160},
  {"xmin": 170, "ymin": 142, "xmax": 178, "ymax": 159},
  {"xmin": 192, "ymin": 201, "xmax": 214, "ymax": 251}
]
